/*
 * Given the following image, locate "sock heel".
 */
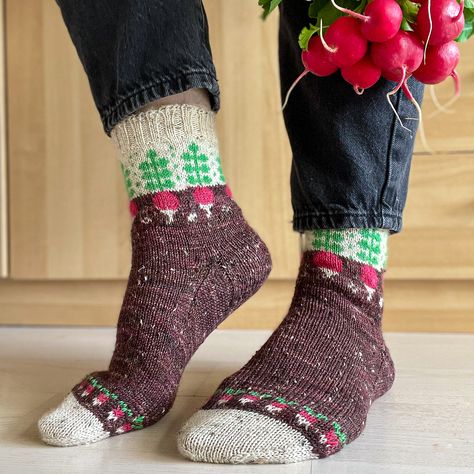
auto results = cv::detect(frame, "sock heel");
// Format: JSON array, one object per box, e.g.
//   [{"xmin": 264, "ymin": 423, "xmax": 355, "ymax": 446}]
[
  {"xmin": 223, "ymin": 228, "xmax": 272, "ymax": 312},
  {"xmin": 373, "ymin": 345, "xmax": 395, "ymax": 398}
]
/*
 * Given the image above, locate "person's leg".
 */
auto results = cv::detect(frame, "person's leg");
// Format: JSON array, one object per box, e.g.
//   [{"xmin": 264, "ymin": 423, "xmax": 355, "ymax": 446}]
[
  {"xmin": 177, "ymin": 1, "xmax": 423, "ymax": 464},
  {"xmin": 38, "ymin": 0, "xmax": 272, "ymax": 446},
  {"xmin": 53, "ymin": 0, "xmax": 220, "ymax": 133}
]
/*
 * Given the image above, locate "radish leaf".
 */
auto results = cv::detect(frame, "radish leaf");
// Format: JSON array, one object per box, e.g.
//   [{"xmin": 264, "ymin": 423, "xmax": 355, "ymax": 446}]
[
  {"xmin": 258, "ymin": 0, "xmax": 283, "ymax": 19},
  {"xmin": 401, "ymin": 18, "xmax": 414, "ymax": 31},
  {"xmin": 456, "ymin": 8, "xmax": 474, "ymax": 41},
  {"xmin": 299, "ymin": 24, "xmax": 320, "ymax": 49}
]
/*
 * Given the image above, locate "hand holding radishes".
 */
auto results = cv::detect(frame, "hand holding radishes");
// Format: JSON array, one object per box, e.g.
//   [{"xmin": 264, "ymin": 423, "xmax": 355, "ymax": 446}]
[{"xmin": 259, "ymin": 0, "xmax": 473, "ymax": 142}]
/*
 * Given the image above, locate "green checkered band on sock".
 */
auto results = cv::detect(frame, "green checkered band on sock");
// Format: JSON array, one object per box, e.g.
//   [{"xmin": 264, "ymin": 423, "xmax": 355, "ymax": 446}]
[
  {"xmin": 111, "ymin": 105, "xmax": 226, "ymax": 199},
  {"xmin": 303, "ymin": 228, "xmax": 389, "ymax": 270}
]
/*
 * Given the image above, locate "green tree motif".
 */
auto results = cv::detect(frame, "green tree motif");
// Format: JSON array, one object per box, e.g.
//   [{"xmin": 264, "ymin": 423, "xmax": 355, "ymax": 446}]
[
  {"xmin": 312, "ymin": 229, "xmax": 345, "ymax": 254},
  {"xmin": 182, "ymin": 143, "xmax": 212, "ymax": 186},
  {"xmin": 138, "ymin": 149, "xmax": 174, "ymax": 191},
  {"xmin": 120, "ymin": 163, "xmax": 135, "ymax": 198},
  {"xmin": 357, "ymin": 229, "xmax": 382, "ymax": 266},
  {"xmin": 216, "ymin": 155, "xmax": 225, "ymax": 182}
]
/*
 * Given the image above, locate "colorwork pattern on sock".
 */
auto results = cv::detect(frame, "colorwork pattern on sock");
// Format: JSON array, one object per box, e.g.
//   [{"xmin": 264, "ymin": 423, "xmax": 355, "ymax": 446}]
[
  {"xmin": 38, "ymin": 105, "xmax": 271, "ymax": 447},
  {"xmin": 178, "ymin": 228, "xmax": 393, "ymax": 464}
]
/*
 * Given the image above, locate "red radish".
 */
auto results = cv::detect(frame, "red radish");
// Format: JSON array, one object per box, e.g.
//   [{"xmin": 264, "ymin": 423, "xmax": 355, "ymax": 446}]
[
  {"xmin": 330, "ymin": 0, "xmax": 403, "ymax": 42},
  {"xmin": 302, "ymin": 35, "xmax": 339, "ymax": 77},
  {"xmin": 341, "ymin": 56, "xmax": 382, "ymax": 94},
  {"xmin": 321, "ymin": 16, "xmax": 368, "ymax": 67},
  {"xmin": 414, "ymin": 42, "xmax": 461, "ymax": 116},
  {"xmin": 371, "ymin": 31, "xmax": 424, "ymax": 83},
  {"xmin": 415, "ymin": 0, "xmax": 465, "ymax": 45},
  {"xmin": 371, "ymin": 31, "xmax": 426, "ymax": 144},
  {"xmin": 413, "ymin": 41, "xmax": 460, "ymax": 84},
  {"xmin": 282, "ymin": 34, "xmax": 338, "ymax": 109}
]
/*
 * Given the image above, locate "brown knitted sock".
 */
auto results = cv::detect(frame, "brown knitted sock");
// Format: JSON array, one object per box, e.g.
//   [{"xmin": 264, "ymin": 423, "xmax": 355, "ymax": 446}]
[
  {"xmin": 38, "ymin": 105, "xmax": 272, "ymax": 446},
  {"xmin": 178, "ymin": 228, "xmax": 393, "ymax": 464}
]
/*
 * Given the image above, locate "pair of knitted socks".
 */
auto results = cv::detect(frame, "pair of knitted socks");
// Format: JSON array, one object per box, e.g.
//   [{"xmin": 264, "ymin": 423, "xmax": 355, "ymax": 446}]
[{"xmin": 38, "ymin": 105, "xmax": 393, "ymax": 464}]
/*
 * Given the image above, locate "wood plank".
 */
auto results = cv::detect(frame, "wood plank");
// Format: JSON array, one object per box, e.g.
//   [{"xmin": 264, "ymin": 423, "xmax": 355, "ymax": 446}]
[
  {"xmin": 204, "ymin": 1, "xmax": 299, "ymax": 279},
  {"xmin": 0, "ymin": 0, "xmax": 8, "ymax": 277},
  {"xmin": 0, "ymin": 279, "xmax": 473, "ymax": 333},
  {"xmin": 6, "ymin": 0, "xmax": 299, "ymax": 280},
  {"xmin": 415, "ymin": 40, "xmax": 474, "ymax": 154},
  {"xmin": 6, "ymin": 0, "xmax": 473, "ymax": 284},
  {"xmin": 6, "ymin": 0, "xmax": 131, "ymax": 279}
]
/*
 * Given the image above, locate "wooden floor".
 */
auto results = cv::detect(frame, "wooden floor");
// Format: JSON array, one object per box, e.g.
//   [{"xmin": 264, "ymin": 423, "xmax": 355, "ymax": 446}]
[{"xmin": 0, "ymin": 328, "xmax": 473, "ymax": 473}]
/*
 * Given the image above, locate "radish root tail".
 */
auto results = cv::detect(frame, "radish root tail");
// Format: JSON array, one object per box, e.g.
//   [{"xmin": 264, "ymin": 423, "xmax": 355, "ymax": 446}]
[
  {"xmin": 282, "ymin": 69, "xmax": 310, "ymax": 111},
  {"xmin": 424, "ymin": 0, "xmax": 433, "ymax": 64},
  {"xmin": 386, "ymin": 67, "xmax": 412, "ymax": 132},
  {"xmin": 427, "ymin": 69, "xmax": 461, "ymax": 118},
  {"xmin": 429, "ymin": 85, "xmax": 454, "ymax": 114},
  {"xmin": 330, "ymin": 0, "xmax": 369, "ymax": 21},
  {"xmin": 319, "ymin": 19, "xmax": 337, "ymax": 53},
  {"xmin": 402, "ymin": 81, "xmax": 433, "ymax": 153}
]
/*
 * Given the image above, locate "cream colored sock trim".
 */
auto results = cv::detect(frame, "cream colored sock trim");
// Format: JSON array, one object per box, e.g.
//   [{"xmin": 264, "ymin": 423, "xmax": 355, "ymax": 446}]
[{"xmin": 111, "ymin": 105, "xmax": 225, "ymax": 198}]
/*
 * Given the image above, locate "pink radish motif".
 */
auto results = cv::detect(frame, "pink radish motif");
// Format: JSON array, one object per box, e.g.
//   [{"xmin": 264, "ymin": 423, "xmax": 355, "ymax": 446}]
[
  {"xmin": 92, "ymin": 393, "xmax": 109, "ymax": 406},
  {"xmin": 81, "ymin": 384, "xmax": 94, "ymax": 397},
  {"xmin": 129, "ymin": 201, "xmax": 138, "ymax": 218},
  {"xmin": 107, "ymin": 407, "xmax": 124, "ymax": 421},
  {"xmin": 239, "ymin": 394, "xmax": 259, "ymax": 405},
  {"xmin": 225, "ymin": 184, "xmax": 233, "ymax": 198},
  {"xmin": 265, "ymin": 401, "xmax": 288, "ymax": 413},
  {"xmin": 321, "ymin": 16, "xmax": 368, "ymax": 67},
  {"xmin": 295, "ymin": 410, "xmax": 318, "ymax": 428},
  {"xmin": 360, "ymin": 264, "xmax": 379, "ymax": 300},
  {"xmin": 341, "ymin": 56, "xmax": 382, "ymax": 94},
  {"xmin": 115, "ymin": 423, "xmax": 133, "ymax": 434},
  {"xmin": 312, "ymin": 250, "xmax": 343, "ymax": 278},
  {"xmin": 330, "ymin": 0, "xmax": 403, "ymax": 42},
  {"xmin": 153, "ymin": 191, "xmax": 180, "ymax": 224},
  {"xmin": 217, "ymin": 394, "xmax": 233, "ymax": 405},
  {"xmin": 193, "ymin": 186, "xmax": 215, "ymax": 217},
  {"xmin": 323, "ymin": 429, "xmax": 341, "ymax": 449},
  {"xmin": 415, "ymin": 0, "xmax": 465, "ymax": 46}
]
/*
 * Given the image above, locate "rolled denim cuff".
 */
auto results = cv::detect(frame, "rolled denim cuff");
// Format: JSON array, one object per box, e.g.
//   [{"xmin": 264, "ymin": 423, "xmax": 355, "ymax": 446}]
[{"xmin": 101, "ymin": 70, "xmax": 220, "ymax": 135}]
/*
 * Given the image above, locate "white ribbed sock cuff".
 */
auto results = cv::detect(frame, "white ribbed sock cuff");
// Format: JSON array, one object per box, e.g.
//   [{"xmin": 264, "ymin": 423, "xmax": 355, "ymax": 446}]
[{"xmin": 111, "ymin": 105, "xmax": 225, "ymax": 199}]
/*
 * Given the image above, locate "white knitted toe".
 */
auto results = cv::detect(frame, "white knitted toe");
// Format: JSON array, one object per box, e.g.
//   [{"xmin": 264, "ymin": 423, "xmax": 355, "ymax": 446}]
[
  {"xmin": 177, "ymin": 409, "xmax": 316, "ymax": 464},
  {"xmin": 38, "ymin": 394, "xmax": 109, "ymax": 446}
]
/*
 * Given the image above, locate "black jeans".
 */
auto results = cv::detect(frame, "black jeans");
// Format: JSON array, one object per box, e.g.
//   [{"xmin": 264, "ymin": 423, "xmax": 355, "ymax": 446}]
[{"xmin": 56, "ymin": 0, "xmax": 424, "ymax": 234}]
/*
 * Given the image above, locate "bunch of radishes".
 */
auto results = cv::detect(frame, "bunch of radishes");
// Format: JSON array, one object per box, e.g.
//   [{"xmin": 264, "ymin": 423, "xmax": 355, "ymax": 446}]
[{"xmin": 279, "ymin": 0, "xmax": 469, "ymax": 137}]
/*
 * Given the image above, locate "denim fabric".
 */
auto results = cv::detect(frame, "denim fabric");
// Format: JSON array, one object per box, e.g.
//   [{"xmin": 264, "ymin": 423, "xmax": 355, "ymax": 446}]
[
  {"xmin": 56, "ymin": 0, "xmax": 219, "ymax": 135},
  {"xmin": 279, "ymin": 1, "xmax": 424, "ymax": 234},
  {"xmin": 57, "ymin": 0, "xmax": 423, "ymax": 234}
]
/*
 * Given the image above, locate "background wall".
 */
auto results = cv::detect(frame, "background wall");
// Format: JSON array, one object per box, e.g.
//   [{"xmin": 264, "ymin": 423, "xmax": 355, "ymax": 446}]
[{"xmin": 0, "ymin": 0, "xmax": 473, "ymax": 331}]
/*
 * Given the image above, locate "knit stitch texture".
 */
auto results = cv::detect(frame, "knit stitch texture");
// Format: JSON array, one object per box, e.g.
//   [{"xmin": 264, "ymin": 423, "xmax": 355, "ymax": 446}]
[
  {"xmin": 178, "ymin": 228, "xmax": 393, "ymax": 464},
  {"xmin": 38, "ymin": 106, "xmax": 272, "ymax": 446}
]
